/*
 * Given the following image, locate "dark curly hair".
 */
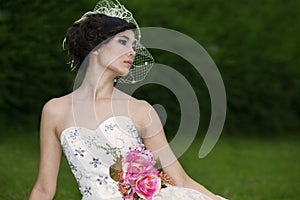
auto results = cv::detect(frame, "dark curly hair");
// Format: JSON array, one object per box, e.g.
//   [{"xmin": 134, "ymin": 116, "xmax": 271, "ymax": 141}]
[{"xmin": 64, "ymin": 13, "xmax": 137, "ymax": 69}]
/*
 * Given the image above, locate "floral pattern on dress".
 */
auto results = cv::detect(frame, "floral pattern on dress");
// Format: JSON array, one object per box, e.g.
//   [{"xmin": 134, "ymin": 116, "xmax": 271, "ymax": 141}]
[
  {"xmin": 89, "ymin": 157, "xmax": 101, "ymax": 168},
  {"xmin": 60, "ymin": 116, "xmax": 142, "ymax": 200},
  {"xmin": 85, "ymin": 136, "xmax": 97, "ymax": 148},
  {"xmin": 60, "ymin": 116, "xmax": 226, "ymax": 200},
  {"xmin": 68, "ymin": 129, "xmax": 79, "ymax": 143},
  {"xmin": 97, "ymin": 175, "xmax": 109, "ymax": 185},
  {"xmin": 74, "ymin": 147, "xmax": 85, "ymax": 157},
  {"xmin": 83, "ymin": 186, "xmax": 92, "ymax": 197},
  {"xmin": 104, "ymin": 123, "xmax": 118, "ymax": 132}
]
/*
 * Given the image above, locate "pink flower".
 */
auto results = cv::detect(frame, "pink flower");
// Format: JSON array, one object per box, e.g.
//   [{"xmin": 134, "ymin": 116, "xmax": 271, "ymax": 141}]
[
  {"xmin": 135, "ymin": 174, "xmax": 161, "ymax": 200},
  {"xmin": 123, "ymin": 148, "xmax": 155, "ymax": 166},
  {"xmin": 117, "ymin": 145, "xmax": 165, "ymax": 200},
  {"xmin": 121, "ymin": 162, "xmax": 157, "ymax": 182},
  {"xmin": 121, "ymin": 148, "xmax": 157, "ymax": 184}
]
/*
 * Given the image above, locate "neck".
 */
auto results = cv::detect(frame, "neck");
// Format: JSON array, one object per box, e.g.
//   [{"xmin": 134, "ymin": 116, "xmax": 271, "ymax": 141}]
[{"xmin": 75, "ymin": 59, "xmax": 116, "ymax": 100}]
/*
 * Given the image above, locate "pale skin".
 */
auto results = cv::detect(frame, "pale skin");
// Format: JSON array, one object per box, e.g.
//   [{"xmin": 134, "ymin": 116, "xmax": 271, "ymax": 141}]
[{"xmin": 29, "ymin": 30, "xmax": 221, "ymax": 200}]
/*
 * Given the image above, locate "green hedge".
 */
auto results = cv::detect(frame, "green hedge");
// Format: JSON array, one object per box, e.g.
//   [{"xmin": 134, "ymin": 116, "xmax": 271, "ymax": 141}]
[{"xmin": 1, "ymin": 0, "xmax": 299, "ymax": 134}]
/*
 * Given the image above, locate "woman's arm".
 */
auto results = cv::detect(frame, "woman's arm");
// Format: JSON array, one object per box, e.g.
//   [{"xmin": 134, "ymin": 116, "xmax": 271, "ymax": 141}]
[
  {"xmin": 137, "ymin": 101, "xmax": 221, "ymax": 200},
  {"xmin": 29, "ymin": 100, "xmax": 62, "ymax": 200}
]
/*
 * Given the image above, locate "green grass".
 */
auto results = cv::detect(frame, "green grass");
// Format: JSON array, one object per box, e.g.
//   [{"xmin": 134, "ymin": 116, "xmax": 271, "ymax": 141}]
[
  {"xmin": 180, "ymin": 135, "xmax": 300, "ymax": 200},
  {"xmin": 0, "ymin": 131, "xmax": 80, "ymax": 200},
  {"xmin": 0, "ymin": 131, "xmax": 299, "ymax": 200}
]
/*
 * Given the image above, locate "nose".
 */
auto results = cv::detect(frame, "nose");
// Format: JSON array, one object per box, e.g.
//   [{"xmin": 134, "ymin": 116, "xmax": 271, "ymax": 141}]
[{"xmin": 128, "ymin": 47, "xmax": 136, "ymax": 58}]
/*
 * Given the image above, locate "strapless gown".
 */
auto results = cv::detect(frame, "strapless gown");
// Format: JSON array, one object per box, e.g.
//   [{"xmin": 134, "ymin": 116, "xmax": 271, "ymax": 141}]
[{"xmin": 60, "ymin": 116, "xmax": 227, "ymax": 200}]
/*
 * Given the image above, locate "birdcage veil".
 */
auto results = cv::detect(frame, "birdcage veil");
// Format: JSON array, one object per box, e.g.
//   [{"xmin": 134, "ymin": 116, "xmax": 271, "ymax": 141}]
[{"xmin": 63, "ymin": 0, "xmax": 153, "ymax": 84}]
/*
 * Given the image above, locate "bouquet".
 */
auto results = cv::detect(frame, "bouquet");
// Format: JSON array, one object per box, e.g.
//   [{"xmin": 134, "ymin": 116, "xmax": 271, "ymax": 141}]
[{"xmin": 109, "ymin": 144, "xmax": 175, "ymax": 200}]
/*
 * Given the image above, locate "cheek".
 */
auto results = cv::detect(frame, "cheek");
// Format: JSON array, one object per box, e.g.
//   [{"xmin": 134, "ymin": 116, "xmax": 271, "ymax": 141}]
[
  {"xmin": 105, "ymin": 56, "xmax": 124, "ymax": 72},
  {"xmin": 98, "ymin": 51, "xmax": 120, "ymax": 68},
  {"xmin": 109, "ymin": 60, "xmax": 130, "ymax": 76},
  {"xmin": 100, "ymin": 49, "xmax": 125, "ymax": 67}
]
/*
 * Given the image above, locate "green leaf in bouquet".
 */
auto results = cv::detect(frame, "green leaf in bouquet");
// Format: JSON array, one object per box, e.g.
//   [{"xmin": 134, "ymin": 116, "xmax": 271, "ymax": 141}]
[
  {"xmin": 109, "ymin": 155, "xmax": 123, "ymax": 182},
  {"xmin": 154, "ymin": 158, "xmax": 162, "ymax": 171}
]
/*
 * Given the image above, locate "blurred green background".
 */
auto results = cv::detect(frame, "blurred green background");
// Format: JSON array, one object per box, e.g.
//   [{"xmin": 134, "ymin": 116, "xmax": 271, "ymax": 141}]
[{"xmin": 0, "ymin": 0, "xmax": 299, "ymax": 199}]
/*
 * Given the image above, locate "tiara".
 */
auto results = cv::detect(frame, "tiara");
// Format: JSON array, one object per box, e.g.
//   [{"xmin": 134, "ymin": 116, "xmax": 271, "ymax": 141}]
[
  {"xmin": 75, "ymin": 0, "xmax": 141, "ymax": 39},
  {"xmin": 64, "ymin": 0, "xmax": 153, "ymax": 83}
]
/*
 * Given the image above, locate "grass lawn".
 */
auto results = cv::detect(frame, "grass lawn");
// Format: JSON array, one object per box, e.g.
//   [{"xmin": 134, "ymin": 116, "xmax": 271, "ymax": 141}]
[{"xmin": 0, "ymin": 130, "xmax": 299, "ymax": 200}]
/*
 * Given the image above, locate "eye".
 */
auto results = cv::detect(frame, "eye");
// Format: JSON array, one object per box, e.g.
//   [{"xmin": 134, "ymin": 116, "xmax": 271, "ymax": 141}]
[{"xmin": 118, "ymin": 39, "xmax": 127, "ymax": 46}]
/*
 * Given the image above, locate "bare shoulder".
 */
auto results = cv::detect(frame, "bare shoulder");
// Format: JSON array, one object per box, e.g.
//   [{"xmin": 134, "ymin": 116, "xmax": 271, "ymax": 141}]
[
  {"xmin": 41, "ymin": 94, "xmax": 73, "ymax": 135},
  {"xmin": 42, "ymin": 94, "xmax": 71, "ymax": 116},
  {"xmin": 128, "ymin": 98, "xmax": 155, "ymax": 127},
  {"xmin": 129, "ymin": 99, "xmax": 152, "ymax": 113}
]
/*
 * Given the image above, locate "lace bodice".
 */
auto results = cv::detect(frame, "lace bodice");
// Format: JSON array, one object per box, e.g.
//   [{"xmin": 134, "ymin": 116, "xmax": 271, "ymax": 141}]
[
  {"xmin": 60, "ymin": 116, "xmax": 142, "ymax": 199},
  {"xmin": 60, "ymin": 116, "xmax": 226, "ymax": 200}
]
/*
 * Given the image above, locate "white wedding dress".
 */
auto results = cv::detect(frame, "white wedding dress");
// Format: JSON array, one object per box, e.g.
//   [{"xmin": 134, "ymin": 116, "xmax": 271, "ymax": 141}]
[{"xmin": 60, "ymin": 116, "xmax": 226, "ymax": 200}]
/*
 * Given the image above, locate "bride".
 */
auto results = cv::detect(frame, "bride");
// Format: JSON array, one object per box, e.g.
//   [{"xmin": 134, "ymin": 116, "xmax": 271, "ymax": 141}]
[{"xmin": 29, "ymin": 0, "xmax": 227, "ymax": 199}]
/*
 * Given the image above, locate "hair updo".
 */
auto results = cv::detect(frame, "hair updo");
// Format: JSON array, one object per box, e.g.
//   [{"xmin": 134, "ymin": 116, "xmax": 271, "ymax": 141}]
[{"xmin": 64, "ymin": 13, "xmax": 136, "ymax": 69}]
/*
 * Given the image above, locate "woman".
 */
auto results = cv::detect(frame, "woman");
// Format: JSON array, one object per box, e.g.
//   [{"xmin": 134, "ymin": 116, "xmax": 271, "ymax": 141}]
[{"xmin": 29, "ymin": 0, "xmax": 226, "ymax": 199}]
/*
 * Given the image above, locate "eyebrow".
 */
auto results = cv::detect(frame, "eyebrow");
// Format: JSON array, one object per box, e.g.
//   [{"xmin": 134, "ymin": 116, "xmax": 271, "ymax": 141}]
[
  {"xmin": 119, "ymin": 35, "xmax": 130, "ymax": 40},
  {"xmin": 118, "ymin": 35, "xmax": 137, "ymax": 45}
]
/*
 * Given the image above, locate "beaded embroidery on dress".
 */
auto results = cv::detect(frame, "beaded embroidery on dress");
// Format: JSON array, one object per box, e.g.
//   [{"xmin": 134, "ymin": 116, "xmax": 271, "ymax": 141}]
[{"xmin": 60, "ymin": 116, "xmax": 226, "ymax": 200}]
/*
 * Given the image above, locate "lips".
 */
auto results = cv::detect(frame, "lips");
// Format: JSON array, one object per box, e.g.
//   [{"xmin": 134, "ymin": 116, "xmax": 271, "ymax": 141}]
[{"xmin": 124, "ymin": 60, "xmax": 133, "ymax": 66}]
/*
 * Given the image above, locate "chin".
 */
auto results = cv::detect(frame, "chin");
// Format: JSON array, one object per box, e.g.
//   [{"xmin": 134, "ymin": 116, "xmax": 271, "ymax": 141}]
[
  {"xmin": 110, "ymin": 67, "xmax": 130, "ymax": 78},
  {"xmin": 119, "ymin": 69, "xmax": 130, "ymax": 77}
]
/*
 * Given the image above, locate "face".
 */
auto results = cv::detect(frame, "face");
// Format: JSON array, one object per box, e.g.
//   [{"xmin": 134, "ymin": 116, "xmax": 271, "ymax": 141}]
[{"xmin": 96, "ymin": 30, "xmax": 136, "ymax": 77}]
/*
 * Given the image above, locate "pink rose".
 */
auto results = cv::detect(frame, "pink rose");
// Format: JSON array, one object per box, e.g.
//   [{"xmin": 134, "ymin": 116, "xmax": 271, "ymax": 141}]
[
  {"xmin": 123, "ymin": 149, "xmax": 155, "ymax": 166},
  {"xmin": 135, "ymin": 174, "xmax": 161, "ymax": 200},
  {"xmin": 121, "ymin": 161, "xmax": 158, "ymax": 184},
  {"xmin": 121, "ymin": 150, "xmax": 157, "ymax": 184},
  {"xmin": 118, "ymin": 145, "xmax": 163, "ymax": 200}
]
